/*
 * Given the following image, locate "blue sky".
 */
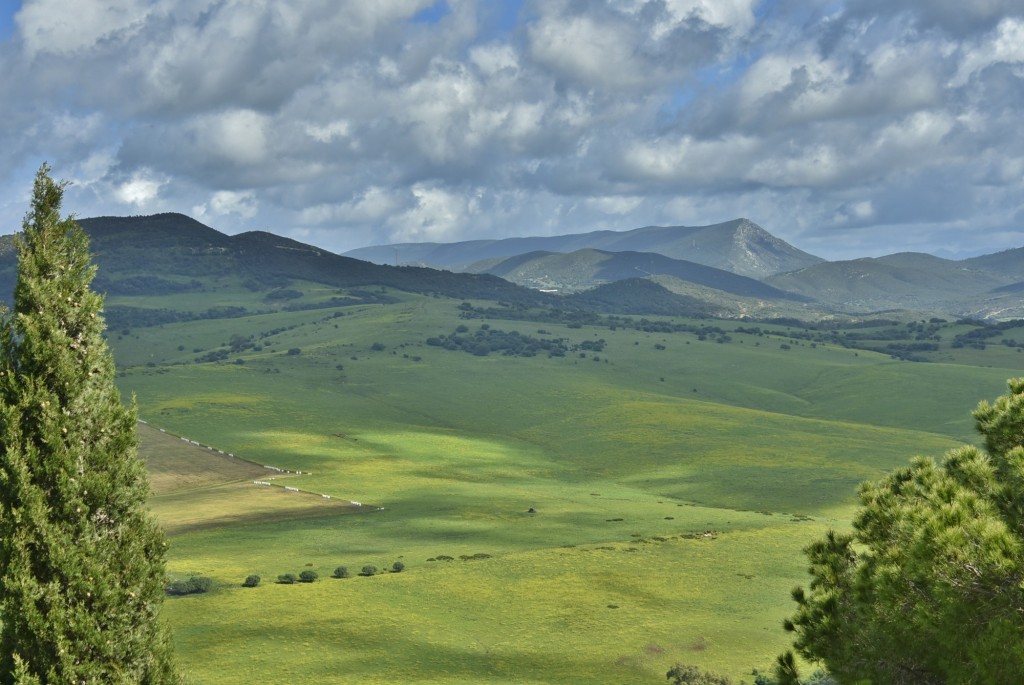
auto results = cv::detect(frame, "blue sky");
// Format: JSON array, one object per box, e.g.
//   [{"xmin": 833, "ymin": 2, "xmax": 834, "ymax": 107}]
[
  {"xmin": 0, "ymin": 1, "xmax": 19, "ymax": 39},
  {"xmin": 0, "ymin": 0, "xmax": 1022, "ymax": 261}
]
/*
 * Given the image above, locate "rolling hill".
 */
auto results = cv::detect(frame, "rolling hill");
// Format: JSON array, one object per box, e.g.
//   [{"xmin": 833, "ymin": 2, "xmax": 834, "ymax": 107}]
[{"xmin": 764, "ymin": 252, "xmax": 1023, "ymax": 318}]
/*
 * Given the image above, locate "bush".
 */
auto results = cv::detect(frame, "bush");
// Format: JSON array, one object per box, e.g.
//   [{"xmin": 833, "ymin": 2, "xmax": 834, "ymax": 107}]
[
  {"xmin": 299, "ymin": 570, "xmax": 318, "ymax": 583},
  {"xmin": 242, "ymin": 575, "xmax": 261, "ymax": 588},
  {"xmin": 666, "ymin": 663, "xmax": 732, "ymax": 685},
  {"xmin": 392, "ymin": 561, "xmax": 405, "ymax": 573},
  {"xmin": 332, "ymin": 566, "xmax": 350, "ymax": 579},
  {"xmin": 361, "ymin": 564, "xmax": 378, "ymax": 577},
  {"xmin": 165, "ymin": 576, "xmax": 213, "ymax": 596},
  {"xmin": 277, "ymin": 573, "xmax": 298, "ymax": 584},
  {"xmin": 370, "ymin": 342, "xmax": 386, "ymax": 351}
]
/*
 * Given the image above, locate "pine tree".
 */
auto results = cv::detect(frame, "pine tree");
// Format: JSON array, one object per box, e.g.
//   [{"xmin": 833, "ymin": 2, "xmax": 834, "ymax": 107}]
[
  {"xmin": 0, "ymin": 166, "xmax": 179, "ymax": 684},
  {"xmin": 778, "ymin": 378, "xmax": 1024, "ymax": 684}
]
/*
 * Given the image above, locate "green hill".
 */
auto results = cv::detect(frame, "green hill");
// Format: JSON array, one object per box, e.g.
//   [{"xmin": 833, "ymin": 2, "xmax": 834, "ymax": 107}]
[{"xmin": 764, "ymin": 253, "xmax": 1019, "ymax": 317}]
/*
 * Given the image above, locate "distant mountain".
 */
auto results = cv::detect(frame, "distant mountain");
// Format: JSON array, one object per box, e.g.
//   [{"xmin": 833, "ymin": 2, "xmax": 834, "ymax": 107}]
[
  {"xmin": 2, "ymin": 212, "xmax": 1022, "ymax": 322},
  {"xmin": 764, "ymin": 252, "xmax": 1023, "ymax": 318},
  {"xmin": 469, "ymin": 247, "xmax": 808, "ymax": 301},
  {"xmin": 344, "ymin": 218, "xmax": 825, "ymax": 279}
]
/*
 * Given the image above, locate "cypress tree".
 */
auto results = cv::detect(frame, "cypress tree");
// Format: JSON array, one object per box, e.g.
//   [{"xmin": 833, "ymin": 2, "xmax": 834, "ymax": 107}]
[{"xmin": 0, "ymin": 166, "xmax": 179, "ymax": 684}]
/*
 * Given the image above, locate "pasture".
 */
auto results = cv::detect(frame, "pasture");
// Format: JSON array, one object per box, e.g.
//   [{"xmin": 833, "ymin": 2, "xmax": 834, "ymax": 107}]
[{"xmin": 114, "ymin": 291, "xmax": 1017, "ymax": 683}]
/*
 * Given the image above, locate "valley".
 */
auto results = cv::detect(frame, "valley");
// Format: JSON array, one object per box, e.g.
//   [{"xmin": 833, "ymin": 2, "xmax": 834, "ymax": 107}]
[
  {"xmin": 107, "ymin": 284, "xmax": 1014, "ymax": 683},
  {"xmin": 4, "ymin": 213, "xmax": 1022, "ymax": 683}
]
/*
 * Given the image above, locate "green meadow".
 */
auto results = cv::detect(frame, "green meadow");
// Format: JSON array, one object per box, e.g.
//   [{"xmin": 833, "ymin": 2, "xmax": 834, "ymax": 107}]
[{"xmin": 112, "ymin": 290, "xmax": 1018, "ymax": 683}]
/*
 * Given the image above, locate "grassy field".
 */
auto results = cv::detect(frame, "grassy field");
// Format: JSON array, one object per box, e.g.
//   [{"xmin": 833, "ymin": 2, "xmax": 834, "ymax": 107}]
[{"xmin": 111, "ymin": 291, "xmax": 1018, "ymax": 683}]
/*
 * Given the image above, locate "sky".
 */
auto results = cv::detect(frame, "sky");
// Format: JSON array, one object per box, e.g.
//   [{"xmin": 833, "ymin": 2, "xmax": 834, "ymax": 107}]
[{"xmin": 0, "ymin": 0, "xmax": 1022, "ymax": 261}]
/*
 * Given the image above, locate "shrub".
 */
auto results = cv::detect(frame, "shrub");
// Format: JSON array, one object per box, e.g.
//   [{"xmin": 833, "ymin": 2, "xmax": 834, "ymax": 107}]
[
  {"xmin": 299, "ymin": 570, "xmax": 318, "ymax": 583},
  {"xmin": 332, "ymin": 566, "xmax": 350, "ymax": 579},
  {"xmin": 666, "ymin": 663, "xmax": 732, "ymax": 685},
  {"xmin": 242, "ymin": 575, "xmax": 261, "ymax": 588},
  {"xmin": 370, "ymin": 342, "xmax": 386, "ymax": 351},
  {"xmin": 165, "ymin": 576, "xmax": 213, "ymax": 596},
  {"xmin": 361, "ymin": 564, "xmax": 378, "ymax": 577},
  {"xmin": 277, "ymin": 573, "xmax": 298, "ymax": 584},
  {"xmin": 392, "ymin": 561, "xmax": 405, "ymax": 573}
]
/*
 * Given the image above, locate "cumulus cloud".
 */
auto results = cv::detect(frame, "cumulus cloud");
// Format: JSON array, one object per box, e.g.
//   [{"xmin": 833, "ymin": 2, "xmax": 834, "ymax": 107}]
[
  {"xmin": 0, "ymin": 0, "xmax": 1021, "ymax": 260},
  {"xmin": 113, "ymin": 168, "xmax": 167, "ymax": 207}
]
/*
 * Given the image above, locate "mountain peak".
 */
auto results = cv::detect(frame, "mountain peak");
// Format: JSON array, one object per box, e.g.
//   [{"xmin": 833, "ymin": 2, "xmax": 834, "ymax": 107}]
[{"xmin": 345, "ymin": 218, "xmax": 824, "ymax": 278}]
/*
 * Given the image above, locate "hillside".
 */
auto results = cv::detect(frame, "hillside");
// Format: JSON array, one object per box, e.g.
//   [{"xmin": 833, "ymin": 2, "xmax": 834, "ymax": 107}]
[
  {"xmin": 764, "ymin": 253, "xmax": 1022, "ymax": 318},
  {"xmin": 469, "ymin": 247, "xmax": 808, "ymax": 301},
  {"xmin": 344, "ymin": 218, "xmax": 825, "ymax": 278},
  {"xmin": 0, "ymin": 213, "xmax": 553, "ymax": 314}
]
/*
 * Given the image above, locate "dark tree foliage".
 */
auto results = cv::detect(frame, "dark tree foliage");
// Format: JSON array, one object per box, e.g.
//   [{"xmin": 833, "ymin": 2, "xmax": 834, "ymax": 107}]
[
  {"xmin": 165, "ymin": 576, "xmax": 212, "ymax": 596},
  {"xmin": 0, "ymin": 166, "xmax": 179, "ymax": 683},
  {"xmin": 779, "ymin": 378, "xmax": 1024, "ymax": 684},
  {"xmin": 666, "ymin": 663, "xmax": 732, "ymax": 685}
]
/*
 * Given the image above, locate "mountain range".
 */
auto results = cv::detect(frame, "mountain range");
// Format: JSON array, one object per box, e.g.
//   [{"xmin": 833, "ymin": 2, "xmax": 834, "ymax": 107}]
[
  {"xmin": 1, "ymin": 213, "xmax": 1021, "ymax": 321},
  {"xmin": 344, "ymin": 218, "xmax": 824, "ymax": 279}
]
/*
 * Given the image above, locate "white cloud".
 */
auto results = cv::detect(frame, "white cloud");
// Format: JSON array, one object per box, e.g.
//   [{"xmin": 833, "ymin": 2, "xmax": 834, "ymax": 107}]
[
  {"xmin": 585, "ymin": 195, "xmax": 643, "ymax": 215},
  {"xmin": 1, "ymin": 0, "xmax": 1023, "ymax": 261},
  {"xmin": 469, "ymin": 42, "xmax": 519, "ymax": 76},
  {"xmin": 953, "ymin": 17, "xmax": 1024, "ymax": 85},
  {"xmin": 192, "ymin": 109, "xmax": 269, "ymax": 166},
  {"xmin": 113, "ymin": 169, "xmax": 166, "ymax": 207},
  {"xmin": 16, "ymin": 0, "xmax": 150, "ymax": 58},
  {"xmin": 388, "ymin": 184, "xmax": 479, "ymax": 243},
  {"xmin": 529, "ymin": 10, "xmax": 646, "ymax": 89},
  {"xmin": 199, "ymin": 190, "xmax": 258, "ymax": 219},
  {"xmin": 304, "ymin": 120, "xmax": 352, "ymax": 143},
  {"xmin": 298, "ymin": 187, "xmax": 402, "ymax": 226}
]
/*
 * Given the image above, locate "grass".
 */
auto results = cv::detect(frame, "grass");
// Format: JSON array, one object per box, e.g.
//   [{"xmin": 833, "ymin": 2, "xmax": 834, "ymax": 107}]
[{"xmin": 108, "ymin": 292, "xmax": 1019, "ymax": 683}]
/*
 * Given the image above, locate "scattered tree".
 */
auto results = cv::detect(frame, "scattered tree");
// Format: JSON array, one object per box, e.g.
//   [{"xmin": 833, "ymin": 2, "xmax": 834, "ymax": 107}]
[
  {"xmin": 666, "ymin": 663, "xmax": 732, "ymax": 685},
  {"xmin": 392, "ymin": 561, "xmax": 405, "ymax": 573},
  {"xmin": 778, "ymin": 378, "xmax": 1024, "ymax": 684},
  {"xmin": 361, "ymin": 564, "xmax": 378, "ymax": 577},
  {"xmin": 299, "ymin": 570, "xmax": 318, "ymax": 583},
  {"xmin": 332, "ymin": 566, "xmax": 350, "ymax": 579},
  {"xmin": 277, "ymin": 573, "xmax": 298, "ymax": 585},
  {"xmin": 242, "ymin": 575, "xmax": 261, "ymax": 588},
  {"xmin": 0, "ymin": 165, "xmax": 179, "ymax": 683},
  {"xmin": 165, "ymin": 576, "xmax": 213, "ymax": 596}
]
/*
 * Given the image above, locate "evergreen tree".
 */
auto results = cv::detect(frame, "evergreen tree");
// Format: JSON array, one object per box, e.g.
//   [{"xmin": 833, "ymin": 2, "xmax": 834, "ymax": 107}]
[
  {"xmin": 0, "ymin": 166, "xmax": 179, "ymax": 684},
  {"xmin": 778, "ymin": 378, "xmax": 1024, "ymax": 684}
]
